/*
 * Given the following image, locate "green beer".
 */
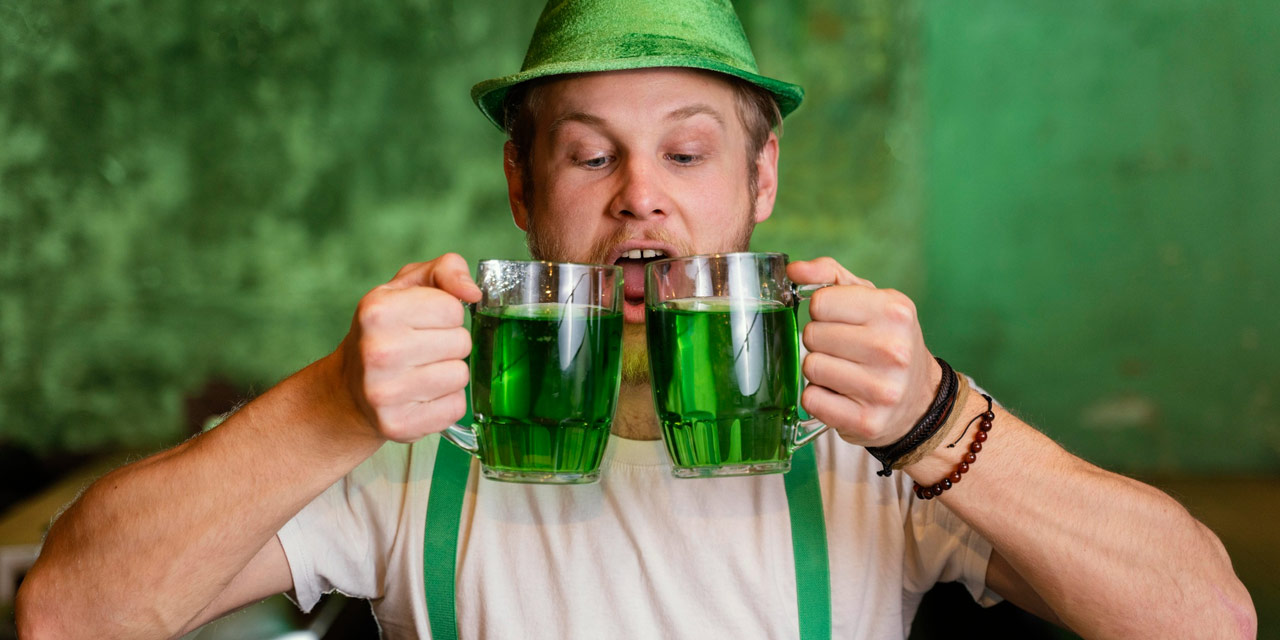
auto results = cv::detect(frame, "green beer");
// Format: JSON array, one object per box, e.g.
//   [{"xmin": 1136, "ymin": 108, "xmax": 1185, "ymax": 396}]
[
  {"xmin": 646, "ymin": 298, "xmax": 801, "ymax": 475},
  {"xmin": 471, "ymin": 302, "xmax": 623, "ymax": 481}
]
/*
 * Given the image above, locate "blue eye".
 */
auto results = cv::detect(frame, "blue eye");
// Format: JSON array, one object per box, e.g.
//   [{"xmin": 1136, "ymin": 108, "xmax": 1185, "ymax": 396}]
[
  {"xmin": 667, "ymin": 153, "xmax": 699, "ymax": 165},
  {"xmin": 581, "ymin": 156, "xmax": 610, "ymax": 168}
]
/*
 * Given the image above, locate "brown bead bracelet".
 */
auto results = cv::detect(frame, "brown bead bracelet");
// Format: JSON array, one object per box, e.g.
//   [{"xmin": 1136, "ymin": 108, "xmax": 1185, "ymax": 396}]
[{"xmin": 913, "ymin": 393, "xmax": 994, "ymax": 501}]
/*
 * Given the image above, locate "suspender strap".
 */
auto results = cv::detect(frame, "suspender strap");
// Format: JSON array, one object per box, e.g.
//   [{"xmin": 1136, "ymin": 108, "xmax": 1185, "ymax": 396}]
[
  {"xmin": 423, "ymin": 441, "xmax": 832, "ymax": 640},
  {"xmin": 784, "ymin": 443, "xmax": 833, "ymax": 639},
  {"xmin": 423, "ymin": 439, "xmax": 471, "ymax": 640}
]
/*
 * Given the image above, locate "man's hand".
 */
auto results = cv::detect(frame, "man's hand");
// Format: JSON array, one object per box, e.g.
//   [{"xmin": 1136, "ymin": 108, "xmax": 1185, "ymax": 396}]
[
  {"xmin": 335, "ymin": 253, "xmax": 483, "ymax": 443},
  {"xmin": 787, "ymin": 257, "xmax": 941, "ymax": 447}
]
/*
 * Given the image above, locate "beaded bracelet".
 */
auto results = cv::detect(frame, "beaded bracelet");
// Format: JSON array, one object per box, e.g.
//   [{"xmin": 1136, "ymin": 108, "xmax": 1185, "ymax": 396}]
[
  {"xmin": 866, "ymin": 357, "xmax": 958, "ymax": 477},
  {"xmin": 913, "ymin": 393, "xmax": 995, "ymax": 500}
]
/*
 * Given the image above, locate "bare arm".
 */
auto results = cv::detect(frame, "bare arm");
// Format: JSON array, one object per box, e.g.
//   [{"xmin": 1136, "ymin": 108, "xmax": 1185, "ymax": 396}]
[
  {"xmin": 905, "ymin": 399, "xmax": 1255, "ymax": 639},
  {"xmin": 175, "ymin": 535, "xmax": 295, "ymax": 637},
  {"xmin": 15, "ymin": 254, "xmax": 482, "ymax": 640},
  {"xmin": 789, "ymin": 257, "xmax": 1255, "ymax": 639},
  {"xmin": 16, "ymin": 357, "xmax": 382, "ymax": 639}
]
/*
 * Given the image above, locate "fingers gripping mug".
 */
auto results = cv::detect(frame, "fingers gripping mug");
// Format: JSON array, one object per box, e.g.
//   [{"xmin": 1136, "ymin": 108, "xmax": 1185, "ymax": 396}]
[
  {"xmin": 645, "ymin": 252, "xmax": 829, "ymax": 478},
  {"xmin": 442, "ymin": 260, "xmax": 623, "ymax": 484}
]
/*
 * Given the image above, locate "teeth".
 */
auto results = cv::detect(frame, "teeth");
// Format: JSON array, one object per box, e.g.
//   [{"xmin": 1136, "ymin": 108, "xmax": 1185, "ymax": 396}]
[{"xmin": 621, "ymin": 249, "xmax": 667, "ymax": 260}]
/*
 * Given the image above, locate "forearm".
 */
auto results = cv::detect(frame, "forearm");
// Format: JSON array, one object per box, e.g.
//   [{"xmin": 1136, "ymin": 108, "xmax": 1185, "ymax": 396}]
[
  {"xmin": 17, "ymin": 352, "xmax": 385, "ymax": 639},
  {"xmin": 905, "ymin": 392, "xmax": 1255, "ymax": 639}
]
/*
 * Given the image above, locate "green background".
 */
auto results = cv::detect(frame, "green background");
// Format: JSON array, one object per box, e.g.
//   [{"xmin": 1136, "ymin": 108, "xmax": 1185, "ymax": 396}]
[{"xmin": 2, "ymin": 0, "xmax": 1277, "ymax": 474}]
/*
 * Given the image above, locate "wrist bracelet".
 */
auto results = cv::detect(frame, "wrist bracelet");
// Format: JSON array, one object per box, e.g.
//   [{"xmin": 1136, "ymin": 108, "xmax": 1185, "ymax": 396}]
[
  {"xmin": 914, "ymin": 393, "xmax": 995, "ymax": 500},
  {"xmin": 866, "ymin": 357, "xmax": 958, "ymax": 477},
  {"xmin": 893, "ymin": 373, "xmax": 971, "ymax": 470}
]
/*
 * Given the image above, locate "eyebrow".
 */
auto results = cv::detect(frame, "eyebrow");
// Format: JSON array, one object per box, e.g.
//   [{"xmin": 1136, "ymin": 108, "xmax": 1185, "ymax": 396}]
[
  {"xmin": 547, "ymin": 111, "xmax": 606, "ymax": 138},
  {"xmin": 546, "ymin": 103, "xmax": 726, "ymax": 138},
  {"xmin": 666, "ymin": 104, "xmax": 725, "ymax": 127}
]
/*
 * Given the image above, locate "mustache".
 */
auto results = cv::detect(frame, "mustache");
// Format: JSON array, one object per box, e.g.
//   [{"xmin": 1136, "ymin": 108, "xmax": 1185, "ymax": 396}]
[
  {"xmin": 528, "ymin": 223, "xmax": 693, "ymax": 265},
  {"xmin": 585, "ymin": 226, "xmax": 690, "ymax": 264}
]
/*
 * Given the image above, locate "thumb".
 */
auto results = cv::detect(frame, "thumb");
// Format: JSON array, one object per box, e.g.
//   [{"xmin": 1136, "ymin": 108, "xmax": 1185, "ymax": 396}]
[
  {"xmin": 388, "ymin": 253, "xmax": 483, "ymax": 303},
  {"xmin": 787, "ymin": 256, "xmax": 875, "ymax": 288}
]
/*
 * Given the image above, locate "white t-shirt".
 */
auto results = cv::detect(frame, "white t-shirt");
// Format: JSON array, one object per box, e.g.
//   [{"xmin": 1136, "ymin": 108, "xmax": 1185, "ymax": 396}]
[{"xmin": 277, "ymin": 431, "xmax": 999, "ymax": 639}]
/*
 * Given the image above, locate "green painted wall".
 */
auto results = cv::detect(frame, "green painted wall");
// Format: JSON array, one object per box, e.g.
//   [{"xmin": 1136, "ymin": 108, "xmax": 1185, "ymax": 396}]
[
  {"xmin": 2, "ymin": 0, "xmax": 1276, "ymax": 473},
  {"xmin": 918, "ymin": 0, "xmax": 1280, "ymax": 472}
]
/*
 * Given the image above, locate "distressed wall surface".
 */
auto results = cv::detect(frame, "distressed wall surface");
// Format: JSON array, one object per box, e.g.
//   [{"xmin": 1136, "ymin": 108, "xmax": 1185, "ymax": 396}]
[
  {"xmin": 918, "ymin": 0, "xmax": 1280, "ymax": 472},
  {"xmin": 1, "ymin": 0, "xmax": 1276, "ymax": 473}
]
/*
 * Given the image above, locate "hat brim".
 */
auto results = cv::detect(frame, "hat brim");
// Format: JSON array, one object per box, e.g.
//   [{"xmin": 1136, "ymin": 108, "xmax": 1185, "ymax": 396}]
[{"xmin": 471, "ymin": 55, "xmax": 804, "ymax": 131}]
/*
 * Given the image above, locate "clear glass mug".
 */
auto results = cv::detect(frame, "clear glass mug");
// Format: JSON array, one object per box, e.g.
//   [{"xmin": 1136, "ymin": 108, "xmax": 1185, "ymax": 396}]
[
  {"xmin": 443, "ymin": 259, "xmax": 623, "ymax": 484},
  {"xmin": 645, "ymin": 252, "xmax": 829, "ymax": 478}
]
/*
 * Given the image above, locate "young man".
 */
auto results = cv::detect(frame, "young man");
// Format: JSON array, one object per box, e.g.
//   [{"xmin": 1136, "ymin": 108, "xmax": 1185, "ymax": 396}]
[{"xmin": 17, "ymin": 1, "xmax": 1254, "ymax": 638}]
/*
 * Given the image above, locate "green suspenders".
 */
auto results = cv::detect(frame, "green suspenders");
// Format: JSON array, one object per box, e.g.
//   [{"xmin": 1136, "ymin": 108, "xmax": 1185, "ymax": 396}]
[
  {"xmin": 423, "ymin": 439, "xmax": 471, "ymax": 639},
  {"xmin": 785, "ymin": 443, "xmax": 833, "ymax": 639},
  {"xmin": 422, "ymin": 440, "xmax": 832, "ymax": 640}
]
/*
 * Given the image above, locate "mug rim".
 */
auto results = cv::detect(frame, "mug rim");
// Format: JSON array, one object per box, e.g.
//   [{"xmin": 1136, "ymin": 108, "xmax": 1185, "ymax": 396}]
[
  {"xmin": 645, "ymin": 251, "xmax": 788, "ymax": 270},
  {"xmin": 477, "ymin": 258, "xmax": 622, "ymax": 274}
]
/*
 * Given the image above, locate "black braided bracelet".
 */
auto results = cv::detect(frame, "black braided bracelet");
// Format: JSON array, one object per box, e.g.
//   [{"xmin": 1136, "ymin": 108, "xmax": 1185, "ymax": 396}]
[{"xmin": 866, "ymin": 357, "xmax": 958, "ymax": 477}]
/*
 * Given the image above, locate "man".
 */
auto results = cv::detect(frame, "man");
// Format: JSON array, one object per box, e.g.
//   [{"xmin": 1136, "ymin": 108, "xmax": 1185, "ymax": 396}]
[{"xmin": 17, "ymin": 1, "xmax": 1255, "ymax": 638}]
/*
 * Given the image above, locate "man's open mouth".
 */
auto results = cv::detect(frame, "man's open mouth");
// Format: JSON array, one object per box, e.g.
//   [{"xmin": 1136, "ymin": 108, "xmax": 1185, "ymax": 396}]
[{"xmin": 614, "ymin": 248, "xmax": 668, "ymax": 308}]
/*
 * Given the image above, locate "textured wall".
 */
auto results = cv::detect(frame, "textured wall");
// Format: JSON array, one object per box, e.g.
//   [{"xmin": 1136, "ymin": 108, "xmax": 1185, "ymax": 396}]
[
  {"xmin": 0, "ymin": 0, "xmax": 914, "ymax": 453},
  {"xmin": 2, "ymin": 0, "xmax": 1276, "ymax": 473},
  {"xmin": 918, "ymin": 0, "xmax": 1280, "ymax": 472}
]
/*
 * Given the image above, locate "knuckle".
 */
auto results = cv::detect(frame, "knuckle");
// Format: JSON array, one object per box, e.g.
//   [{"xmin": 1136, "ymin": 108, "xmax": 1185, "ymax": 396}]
[
  {"xmin": 882, "ymin": 290, "xmax": 917, "ymax": 324},
  {"xmin": 852, "ymin": 420, "xmax": 879, "ymax": 442},
  {"xmin": 357, "ymin": 295, "xmax": 390, "ymax": 328},
  {"xmin": 833, "ymin": 411, "xmax": 874, "ymax": 442},
  {"xmin": 362, "ymin": 338, "xmax": 394, "ymax": 369},
  {"xmin": 363, "ymin": 382, "xmax": 395, "ymax": 408},
  {"xmin": 393, "ymin": 262, "xmax": 422, "ymax": 279},
  {"xmin": 873, "ymin": 381, "xmax": 904, "ymax": 406},
  {"xmin": 426, "ymin": 290, "xmax": 466, "ymax": 326},
  {"xmin": 883, "ymin": 340, "xmax": 912, "ymax": 368},
  {"xmin": 382, "ymin": 422, "xmax": 414, "ymax": 443},
  {"xmin": 841, "ymin": 408, "xmax": 877, "ymax": 440}
]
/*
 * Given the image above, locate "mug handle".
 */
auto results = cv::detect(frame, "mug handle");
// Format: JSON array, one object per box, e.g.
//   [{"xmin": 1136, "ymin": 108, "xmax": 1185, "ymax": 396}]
[
  {"xmin": 791, "ymin": 283, "xmax": 833, "ymax": 450},
  {"xmin": 441, "ymin": 306, "xmax": 482, "ymax": 458},
  {"xmin": 442, "ymin": 423, "xmax": 480, "ymax": 457}
]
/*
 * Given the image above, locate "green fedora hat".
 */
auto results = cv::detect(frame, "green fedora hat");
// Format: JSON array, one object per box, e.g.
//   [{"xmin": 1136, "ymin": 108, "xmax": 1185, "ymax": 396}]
[{"xmin": 471, "ymin": 0, "xmax": 804, "ymax": 130}]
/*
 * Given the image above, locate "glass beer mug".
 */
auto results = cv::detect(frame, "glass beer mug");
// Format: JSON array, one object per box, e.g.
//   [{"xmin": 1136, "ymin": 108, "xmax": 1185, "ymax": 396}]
[
  {"xmin": 443, "ymin": 259, "xmax": 623, "ymax": 484},
  {"xmin": 646, "ymin": 252, "xmax": 829, "ymax": 478}
]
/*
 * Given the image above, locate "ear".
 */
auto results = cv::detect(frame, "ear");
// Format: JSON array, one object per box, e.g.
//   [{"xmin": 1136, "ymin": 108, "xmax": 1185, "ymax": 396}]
[
  {"xmin": 751, "ymin": 132, "xmax": 779, "ymax": 223},
  {"xmin": 503, "ymin": 140, "xmax": 530, "ymax": 231}
]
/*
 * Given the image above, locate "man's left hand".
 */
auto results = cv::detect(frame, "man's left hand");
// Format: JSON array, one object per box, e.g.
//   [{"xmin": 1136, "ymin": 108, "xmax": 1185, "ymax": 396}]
[{"xmin": 787, "ymin": 257, "xmax": 942, "ymax": 447}]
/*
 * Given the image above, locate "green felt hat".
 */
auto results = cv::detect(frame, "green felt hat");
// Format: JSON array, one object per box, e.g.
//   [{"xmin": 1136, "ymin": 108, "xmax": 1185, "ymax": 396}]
[{"xmin": 471, "ymin": 0, "xmax": 804, "ymax": 130}]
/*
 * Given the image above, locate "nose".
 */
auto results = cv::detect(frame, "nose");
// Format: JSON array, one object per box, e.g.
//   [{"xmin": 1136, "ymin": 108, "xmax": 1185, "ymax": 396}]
[{"xmin": 609, "ymin": 155, "xmax": 671, "ymax": 222}]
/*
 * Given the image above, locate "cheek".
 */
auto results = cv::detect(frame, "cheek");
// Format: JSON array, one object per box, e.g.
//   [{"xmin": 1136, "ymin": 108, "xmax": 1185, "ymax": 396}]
[{"xmin": 682, "ymin": 177, "xmax": 751, "ymax": 227}]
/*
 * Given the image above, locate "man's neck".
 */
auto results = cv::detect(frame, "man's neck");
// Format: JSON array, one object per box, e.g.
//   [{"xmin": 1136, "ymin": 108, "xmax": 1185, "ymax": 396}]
[{"xmin": 610, "ymin": 383, "xmax": 661, "ymax": 440}]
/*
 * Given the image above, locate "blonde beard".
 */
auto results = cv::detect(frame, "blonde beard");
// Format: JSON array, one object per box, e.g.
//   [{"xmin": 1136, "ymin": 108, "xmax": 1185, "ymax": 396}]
[{"xmin": 620, "ymin": 323, "xmax": 650, "ymax": 386}]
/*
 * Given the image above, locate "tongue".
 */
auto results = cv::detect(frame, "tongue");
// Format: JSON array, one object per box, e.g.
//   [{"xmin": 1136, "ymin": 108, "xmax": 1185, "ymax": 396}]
[{"xmin": 620, "ymin": 260, "xmax": 647, "ymax": 301}]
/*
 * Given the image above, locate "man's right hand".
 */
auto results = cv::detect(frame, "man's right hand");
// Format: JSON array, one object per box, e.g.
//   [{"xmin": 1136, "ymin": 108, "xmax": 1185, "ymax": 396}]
[{"xmin": 334, "ymin": 252, "xmax": 483, "ymax": 443}]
